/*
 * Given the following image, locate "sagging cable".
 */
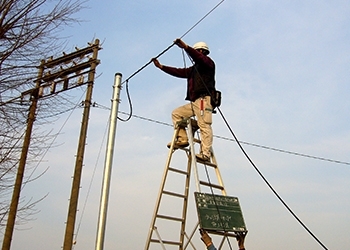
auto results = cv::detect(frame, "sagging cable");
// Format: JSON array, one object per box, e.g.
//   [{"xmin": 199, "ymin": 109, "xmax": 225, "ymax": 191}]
[{"xmin": 121, "ymin": 0, "xmax": 227, "ymax": 85}]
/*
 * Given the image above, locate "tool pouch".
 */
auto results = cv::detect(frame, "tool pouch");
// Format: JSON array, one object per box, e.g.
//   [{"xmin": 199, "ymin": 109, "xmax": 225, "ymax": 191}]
[{"xmin": 210, "ymin": 90, "xmax": 221, "ymax": 113}]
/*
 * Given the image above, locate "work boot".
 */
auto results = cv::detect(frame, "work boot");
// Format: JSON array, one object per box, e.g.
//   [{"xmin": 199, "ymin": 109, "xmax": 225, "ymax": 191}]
[{"xmin": 195, "ymin": 153, "xmax": 210, "ymax": 162}]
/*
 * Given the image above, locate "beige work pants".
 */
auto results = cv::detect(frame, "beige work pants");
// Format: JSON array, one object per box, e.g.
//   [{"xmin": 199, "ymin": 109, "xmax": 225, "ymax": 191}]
[{"xmin": 172, "ymin": 96, "xmax": 213, "ymax": 157}]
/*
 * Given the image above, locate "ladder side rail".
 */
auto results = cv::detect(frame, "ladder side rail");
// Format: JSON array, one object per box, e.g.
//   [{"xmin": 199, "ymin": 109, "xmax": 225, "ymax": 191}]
[
  {"xmin": 144, "ymin": 127, "xmax": 179, "ymax": 250},
  {"xmin": 179, "ymin": 154, "xmax": 193, "ymax": 250},
  {"xmin": 210, "ymin": 147, "xmax": 227, "ymax": 196},
  {"xmin": 186, "ymin": 119, "xmax": 201, "ymax": 192}
]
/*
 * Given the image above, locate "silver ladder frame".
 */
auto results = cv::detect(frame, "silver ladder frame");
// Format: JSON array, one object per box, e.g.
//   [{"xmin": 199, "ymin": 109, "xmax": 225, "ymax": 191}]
[{"xmin": 145, "ymin": 118, "xmax": 229, "ymax": 250}]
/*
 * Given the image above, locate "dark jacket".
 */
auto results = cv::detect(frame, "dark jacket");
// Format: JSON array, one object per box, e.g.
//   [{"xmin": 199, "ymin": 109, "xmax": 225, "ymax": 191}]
[{"xmin": 161, "ymin": 46, "xmax": 216, "ymax": 102}]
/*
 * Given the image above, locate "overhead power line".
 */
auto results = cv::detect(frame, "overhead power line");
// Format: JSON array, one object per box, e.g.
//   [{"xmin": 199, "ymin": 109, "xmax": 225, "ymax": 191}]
[
  {"xmin": 94, "ymin": 105, "xmax": 350, "ymax": 167},
  {"xmin": 121, "ymin": 0, "xmax": 227, "ymax": 85},
  {"xmin": 214, "ymin": 135, "xmax": 350, "ymax": 166}
]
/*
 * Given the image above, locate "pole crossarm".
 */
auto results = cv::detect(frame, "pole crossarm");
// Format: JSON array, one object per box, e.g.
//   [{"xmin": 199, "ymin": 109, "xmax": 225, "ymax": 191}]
[
  {"xmin": 43, "ymin": 43, "xmax": 99, "ymax": 68},
  {"xmin": 20, "ymin": 40, "xmax": 101, "ymax": 101},
  {"xmin": 41, "ymin": 60, "xmax": 99, "ymax": 83}
]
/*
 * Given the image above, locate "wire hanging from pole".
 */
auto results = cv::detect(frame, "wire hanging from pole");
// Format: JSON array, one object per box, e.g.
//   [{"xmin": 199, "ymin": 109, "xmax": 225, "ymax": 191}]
[{"xmin": 117, "ymin": 80, "xmax": 133, "ymax": 121}]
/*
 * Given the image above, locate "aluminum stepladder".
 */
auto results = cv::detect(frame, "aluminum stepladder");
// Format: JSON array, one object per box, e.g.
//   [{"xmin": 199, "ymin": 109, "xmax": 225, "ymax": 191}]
[{"xmin": 145, "ymin": 118, "xmax": 232, "ymax": 250}]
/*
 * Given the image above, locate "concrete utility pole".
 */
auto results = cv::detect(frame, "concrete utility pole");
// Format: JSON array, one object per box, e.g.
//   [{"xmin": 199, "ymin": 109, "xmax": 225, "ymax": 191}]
[
  {"xmin": 95, "ymin": 73, "xmax": 122, "ymax": 250},
  {"xmin": 1, "ymin": 39, "xmax": 101, "ymax": 250}
]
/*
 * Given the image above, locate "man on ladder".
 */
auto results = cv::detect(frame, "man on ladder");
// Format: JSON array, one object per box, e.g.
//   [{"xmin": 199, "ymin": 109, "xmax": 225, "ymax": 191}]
[{"xmin": 152, "ymin": 38, "xmax": 216, "ymax": 162}]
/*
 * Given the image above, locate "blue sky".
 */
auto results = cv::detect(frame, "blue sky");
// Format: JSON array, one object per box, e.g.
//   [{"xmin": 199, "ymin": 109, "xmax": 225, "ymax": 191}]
[{"xmin": 10, "ymin": 0, "xmax": 350, "ymax": 249}]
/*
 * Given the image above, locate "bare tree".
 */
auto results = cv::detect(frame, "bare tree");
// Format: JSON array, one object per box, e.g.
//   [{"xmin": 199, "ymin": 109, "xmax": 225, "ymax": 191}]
[{"xmin": 0, "ymin": 0, "xmax": 85, "ymax": 232}]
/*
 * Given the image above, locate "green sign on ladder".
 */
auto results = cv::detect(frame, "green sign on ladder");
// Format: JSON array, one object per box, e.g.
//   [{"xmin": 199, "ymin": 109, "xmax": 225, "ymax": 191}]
[{"xmin": 195, "ymin": 192, "xmax": 247, "ymax": 232}]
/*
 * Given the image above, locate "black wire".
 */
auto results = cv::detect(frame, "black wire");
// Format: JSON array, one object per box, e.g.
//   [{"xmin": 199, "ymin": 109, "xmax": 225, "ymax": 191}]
[
  {"xmin": 122, "ymin": 43, "xmax": 176, "ymax": 85},
  {"xmin": 117, "ymin": 80, "xmax": 133, "ymax": 122},
  {"xmin": 120, "ymin": 0, "xmax": 227, "ymax": 86},
  {"xmin": 179, "ymin": 0, "xmax": 226, "ymax": 39},
  {"xmin": 217, "ymin": 107, "xmax": 329, "ymax": 250},
  {"xmin": 182, "ymin": 49, "xmax": 329, "ymax": 249}
]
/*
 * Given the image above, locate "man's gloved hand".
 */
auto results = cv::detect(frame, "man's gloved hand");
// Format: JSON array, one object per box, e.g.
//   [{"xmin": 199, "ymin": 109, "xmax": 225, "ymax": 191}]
[
  {"xmin": 174, "ymin": 38, "xmax": 188, "ymax": 49},
  {"xmin": 200, "ymin": 229, "xmax": 213, "ymax": 247},
  {"xmin": 152, "ymin": 58, "xmax": 162, "ymax": 69}
]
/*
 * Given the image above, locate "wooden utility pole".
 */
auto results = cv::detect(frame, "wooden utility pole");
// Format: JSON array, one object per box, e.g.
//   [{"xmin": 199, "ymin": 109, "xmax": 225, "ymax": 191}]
[
  {"xmin": 1, "ymin": 61, "xmax": 45, "ymax": 250},
  {"xmin": 1, "ymin": 39, "xmax": 101, "ymax": 250}
]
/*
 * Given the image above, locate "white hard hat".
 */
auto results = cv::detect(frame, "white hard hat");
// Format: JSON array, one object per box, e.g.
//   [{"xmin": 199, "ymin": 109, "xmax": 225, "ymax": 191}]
[{"xmin": 193, "ymin": 41, "xmax": 210, "ymax": 54}]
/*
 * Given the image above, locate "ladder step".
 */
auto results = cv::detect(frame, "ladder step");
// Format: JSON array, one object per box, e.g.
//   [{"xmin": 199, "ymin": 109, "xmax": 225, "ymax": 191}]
[
  {"xmin": 162, "ymin": 190, "xmax": 186, "ymax": 198},
  {"xmin": 196, "ymin": 159, "xmax": 217, "ymax": 168},
  {"xmin": 199, "ymin": 181, "xmax": 224, "ymax": 191},
  {"xmin": 156, "ymin": 214, "xmax": 184, "ymax": 222},
  {"xmin": 150, "ymin": 239, "xmax": 181, "ymax": 246},
  {"xmin": 168, "ymin": 167, "xmax": 189, "ymax": 176}
]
